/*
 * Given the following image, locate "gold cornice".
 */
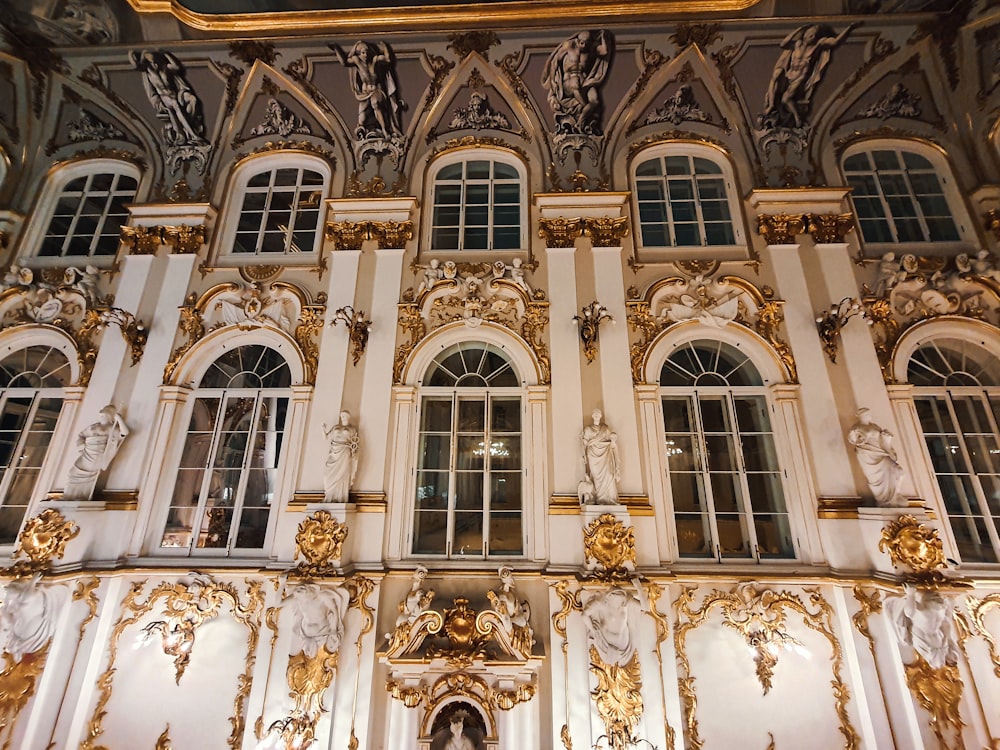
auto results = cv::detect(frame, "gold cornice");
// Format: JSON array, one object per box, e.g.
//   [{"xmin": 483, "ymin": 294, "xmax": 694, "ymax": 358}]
[{"xmin": 127, "ymin": 0, "xmax": 765, "ymax": 33}]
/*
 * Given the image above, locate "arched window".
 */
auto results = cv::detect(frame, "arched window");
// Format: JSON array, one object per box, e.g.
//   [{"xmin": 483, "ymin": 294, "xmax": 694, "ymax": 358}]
[
  {"xmin": 0, "ymin": 346, "xmax": 71, "ymax": 544},
  {"xmin": 38, "ymin": 166, "xmax": 138, "ymax": 259},
  {"xmin": 231, "ymin": 164, "xmax": 326, "ymax": 256},
  {"xmin": 160, "ymin": 345, "xmax": 292, "ymax": 554},
  {"xmin": 660, "ymin": 340, "xmax": 793, "ymax": 560},
  {"xmin": 429, "ymin": 153, "xmax": 525, "ymax": 251},
  {"xmin": 908, "ymin": 338, "xmax": 1000, "ymax": 563},
  {"xmin": 413, "ymin": 342, "xmax": 522, "ymax": 558},
  {"xmin": 843, "ymin": 146, "xmax": 960, "ymax": 244},
  {"xmin": 633, "ymin": 148, "xmax": 739, "ymax": 248}
]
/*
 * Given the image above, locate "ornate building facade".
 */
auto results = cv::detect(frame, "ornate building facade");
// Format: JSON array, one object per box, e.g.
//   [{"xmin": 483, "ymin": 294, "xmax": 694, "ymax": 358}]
[{"xmin": 0, "ymin": 1, "xmax": 999, "ymax": 748}]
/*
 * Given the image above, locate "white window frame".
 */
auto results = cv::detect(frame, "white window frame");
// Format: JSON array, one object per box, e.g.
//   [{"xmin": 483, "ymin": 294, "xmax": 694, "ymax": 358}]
[
  {"xmin": 139, "ymin": 330, "xmax": 309, "ymax": 562},
  {"xmin": 630, "ymin": 142, "xmax": 746, "ymax": 256},
  {"xmin": 841, "ymin": 139, "xmax": 973, "ymax": 252},
  {"xmin": 423, "ymin": 148, "xmax": 529, "ymax": 256},
  {"xmin": 17, "ymin": 158, "xmax": 142, "ymax": 268},
  {"xmin": 658, "ymin": 340, "xmax": 795, "ymax": 563},
  {"xmin": 214, "ymin": 152, "xmax": 331, "ymax": 266}
]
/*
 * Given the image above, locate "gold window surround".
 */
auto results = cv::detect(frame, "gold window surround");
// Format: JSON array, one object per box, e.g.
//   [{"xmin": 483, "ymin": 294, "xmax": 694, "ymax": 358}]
[{"xmin": 127, "ymin": 0, "xmax": 764, "ymax": 32}]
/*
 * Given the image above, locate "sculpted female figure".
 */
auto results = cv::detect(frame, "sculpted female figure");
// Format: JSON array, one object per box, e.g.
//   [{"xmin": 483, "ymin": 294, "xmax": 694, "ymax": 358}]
[
  {"xmin": 63, "ymin": 405, "xmax": 129, "ymax": 501},
  {"xmin": 323, "ymin": 410, "xmax": 360, "ymax": 504},
  {"xmin": 847, "ymin": 407, "xmax": 907, "ymax": 507},
  {"xmin": 581, "ymin": 409, "xmax": 620, "ymax": 504}
]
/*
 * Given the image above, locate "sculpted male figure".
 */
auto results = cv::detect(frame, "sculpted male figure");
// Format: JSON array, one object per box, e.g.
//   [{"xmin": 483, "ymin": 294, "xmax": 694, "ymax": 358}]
[
  {"xmin": 762, "ymin": 23, "xmax": 857, "ymax": 129},
  {"xmin": 334, "ymin": 41, "xmax": 405, "ymax": 139},
  {"xmin": 542, "ymin": 30, "xmax": 611, "ymax": 135},
  {"xmin": 130, "ymin": 50, "xmax": 207, "ymax": 146}
]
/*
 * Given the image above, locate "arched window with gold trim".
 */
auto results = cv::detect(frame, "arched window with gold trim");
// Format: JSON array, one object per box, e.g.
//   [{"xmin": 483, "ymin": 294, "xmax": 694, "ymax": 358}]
[
  {"xmin": 0, "ymin": 346, "xmax": 71, "ymax": 544},
  {"xmin": 160, "ymin": 344, "xmax": 292, "ymax": 554}
]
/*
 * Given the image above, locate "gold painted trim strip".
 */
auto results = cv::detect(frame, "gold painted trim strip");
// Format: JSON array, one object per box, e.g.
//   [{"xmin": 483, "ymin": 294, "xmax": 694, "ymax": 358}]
[
  {"xmin": 287, "ymin": 492, "xmax": 387, "ymax": 512},
  {"xmin": 127, "ymin": 0, "xmax": 764, "ymax": 32},
  {"xmin": 549, "ymin": 495, "xmax": 653, "ymax": 516}
]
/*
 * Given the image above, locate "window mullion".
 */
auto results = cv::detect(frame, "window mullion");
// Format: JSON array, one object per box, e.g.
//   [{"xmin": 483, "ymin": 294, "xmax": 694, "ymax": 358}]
[
  {"xmin": 0, "ymin": 394, "xmax": 39, "ymax": 503},
  {"xmin": 447, "ymin": 392, "xmax": 458, "ymax": 558},
  {"xmin": 228, "ymin": 393, "xmax": 264, "ymax": 551},
  {"xmin": 973, "ymin": 391, "xmax": 1000, "ymax": 557},
  {"xmin": 692, "ymin": 395, "xmax": 722, "ymax": 559},
  {"xmin": 692, "ymin": 173, "xmax": 708, "ymax": 246},
  {"xmin": 873, "ymin": 171, "xmax": 900, "ymax": 244},
  {"xmin": 727, "ymin": 391, "xmax": 759, "ymax": 560},
  {"xmin": 190, "ymin": 396, "xmax": 227, "ymax": 550},
  {"xmin": 942, "ymin": 394, "xmax": 993, "ymax": 556},
  {"xmin": 902, "ymin": 167, "xmax": 932, "ymax": 242}
]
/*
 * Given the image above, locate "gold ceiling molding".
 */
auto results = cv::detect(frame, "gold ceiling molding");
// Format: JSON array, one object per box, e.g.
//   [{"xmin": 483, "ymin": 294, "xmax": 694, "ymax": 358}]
[
  {"xmin": 626, "ymin": 272, "xmax": 796, "ymax": 384},
  {"xmin": 293, "ymin": 510, "xmax": 348, "ymax": 577},
  {"xmin": 83, "ymin": 576, "xmax": 265, "ymax": 750},
  {"xmin": 673, "ymin": 582, "xmax": 859, "ymax": 750},
  {"xmin": 126, "ymin": 0, "xmax": 765, "ymax": 32}
]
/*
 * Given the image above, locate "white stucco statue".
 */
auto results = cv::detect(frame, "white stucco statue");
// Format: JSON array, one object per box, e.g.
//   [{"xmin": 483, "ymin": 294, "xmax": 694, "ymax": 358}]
[
  {"xmin": 323, "ymin": 410, "xmax": 360, "ymax": 504},
  {"xmin": 393, "ymin": 565, "xmax": 432, "ymax": 632},
  {"xmin": 287, "ymin": 582, "xmax": 350, "ymax": 659},
  {"xmin": 63, "ymin": 405, "xmax": 129, "ymax": 501},
  {"xmin": 582, "ymin": 587, "xmax": 634, "ymax": 666},
  {"xmin": 430, "ymin": 710, "xmax": 484, "ymax": 750},
  {"xmin": 847, "ymin": 408, "xmax": 907, "ymax": 507},
  {"xmin": 0, "ymin": 575, "xmax": 64, "ymax": 662},
  {"xmin": 581, "ymin": 409, "xmax": 620, "ymax": 505},
  {"xmin": 888, "ymin": 585, "xmax": 959, "ymax": 670}
]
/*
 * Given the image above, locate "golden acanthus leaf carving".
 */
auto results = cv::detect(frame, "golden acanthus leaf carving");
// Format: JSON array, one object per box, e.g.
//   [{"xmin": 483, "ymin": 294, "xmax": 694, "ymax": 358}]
[
  {"xmin": 385, "ymin": 679, "xmax": 428, "ymax": 708},
  {"xmin": 294, "ymin": 304, "xmax": 325, "ymax": 385},
  {"xmin": 162, "ymin": 224, "xmax": 207, "ymax": 254},
  {"xmin": 583, "ymin": 216, "xmax": 629, "ymax": 247},
  {"xmin": 293, "ymin": 511, "xmax": 348, "ymax": 577},
  {"xmin": 851, "ymin": 585, "xmax": 883, "ymax": 656},
  {"xmin": 0, "ymin": 644, "xmax": 50, "ymax": 749},
  {"xmin": 120, "ymin": 224, "xmax": 163, "ymax": 254},
  {"xmin": 879, "ymin": 515, "xmax": 947, "ymax": 576},
  {"xmin": 589, "ymin": 646, "xmax": 643, "ymax": 750},
  {"xmin": 154, "ymin": 725, "xmax": 172, "ymax": 750},
  {"xmin": 9, "ymin": 509, "xmax": 79, "ymax": 575},
  {"xmin": 538, "ymin": 217, "xmax": 584, "ymax": 248},
  {"xmin": 904, "ymin": 654, "xmax": 964, "ymax": 748},
  {"xmin": 807, "ymin": 213, "xmax": 855, "ymax": 244},
  {"xmin": 583, "ymin": 513, "xmax": 636, "ymax": 576},
  {"xmin": 287, "ymin": 645, "xmax": 339, "ymax": 715},
  {"xmin": 757, "ymin": 213, "xmax": 806, "ymax": 245},
  {"xmin": 163, "ymin": 299, "xmax": 204, "ymax": 383},
  {"xmin": 551, "ymin": 579, "xmax": 582, "ymax": 642},
  {"xmin": 72, "ymin": 577, "xmax": 101, "ymax": 641}
]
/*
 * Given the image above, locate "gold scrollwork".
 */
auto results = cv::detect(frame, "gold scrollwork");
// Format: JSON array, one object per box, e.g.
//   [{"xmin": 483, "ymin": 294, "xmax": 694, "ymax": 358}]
[
  {"xmin": 154, "ymin": 725, "xmax": 172, "ymax": 750},
  {"xmin": 7, "ymin": 508, "xmax": 79, "ymax": 576},
  {"xmin": 590, "ymin": 646, "xmax": 643, "ymax": 750},
  {"xmin": 551, "ymin": 579, "xmax": 582, "ymax": 642},
  {"xmin": 879, "ymin": 515, "xmax": 947, "ymax": 577},
  {"xmin": 293, "ymin": 511, "xmax": 348, "ymax": 577},
  {"xmin": 294, "ymin": 305, "xmax": 325, "ymax": 385},
  {"xmin": 626, "ymin": 274, "xmax": 796, "ymax": 384},
  {"xmin": 904, "ymin": 655, "xmax": 964, "ymax": 748},
  {"xmin": 985, "ymin": 209, "xmax": 1000, "ymax": 241},
  {"xmin": 73, "ymin": 577, "xmax": 101, "ymax": 641},
  {"xmin": 163, "ymin": 298, "xmax": 204, "ymax": 383},
  {"xmin": 583, "ymin": 514, "xmax": 636, "ymax": 577},
  {"xmin": 0, "ymin": 644, "xmax": 50, "ymax": 749},
  {"xmin": 161, "ymin": 224, "xmax": 207, "ymax": 255},
  {"xmin": 332, "ymin": 305, "xmax": 372, "ymax": 366},
  {"xmin": 82, "ymin": 577, "xmax": 265, "ymax": 750},
  {"xmin": 674, "ymin": 583, "xmax": 858, "ymax": 749},
  {"xmin": 391, "ymin": 302, "xmax": 426, "ymax": 383},
  {"xmin": 538, "ymin": 217, "xmax": 584, "ymax": 248},
  {"xmin": 757, "ymin": 213, "xmax": 806, "ymax": 245},
  {"xmin": 324, "ymin": 219, "xmax": 414, "ymax": 251},
  {"xmin": 851, "ymin": 585, "xmax": 883, "ymax": 656},
  {"xmin": 386, "ymin": 679, "xmax": 429, "ymax": 708},
  {"xmin": 965, "ymin": 593, "xmax": 1000, "ymax": 678}
]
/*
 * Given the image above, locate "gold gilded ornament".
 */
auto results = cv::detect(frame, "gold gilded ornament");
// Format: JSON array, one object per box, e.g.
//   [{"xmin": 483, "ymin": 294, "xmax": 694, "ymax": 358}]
[
  {"xmin": 538, "ymin": 217, "xmax": 584, "ymax": 248},
  {"xmin": 294, "ymin": 511, "xmax": 348, "ymax": 577},
  {"xmin": 0, "ymin": 644, "xmax": 50, "ymax": 747},
  {"xmin": 287, "ymin": 645, "xmax": 339, "ymax": 715},
  {"xmin": 583, "ymin": 514, "xmax": 636, "ymax": 576},
  {"xmin": 589, "ymin": 646, "xmax": 643, "ymax": 750},
  {"xmin": 904, "ymin": 655, "xmax": 963, "ymax": 748},
  {"xmin": 807, "ymin": 213, "xmax": 855, "ymax": 244},
  {"xmin": 757, "ymin": 213, "xmax": 806, "ymax": 245},
  {"xmin": 879, "ymin": 515, "xmax": 946, "ymax": 576},
  {"xmin": 9, "ymin": 509, "xmax": 79, "ymax": 575}
]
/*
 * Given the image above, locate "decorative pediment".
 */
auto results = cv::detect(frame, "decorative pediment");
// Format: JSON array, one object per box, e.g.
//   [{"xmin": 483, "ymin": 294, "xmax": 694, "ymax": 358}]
[
  {"xmin": 425, "ymin": 60, "xmax": 529, "ymax": 144},
  {"xmin": 394, "ymin": 260, "xmax": 550, "ymax": 383},
  {"xmin": 831, "ymin": 55, "xmax": 946, "ymax": 133},
  {"xmin": 0, "ymin": 265, "xmax": 146, "ymax": 384},
  {"xmin": 44, "ymin": 85, "xmax": 139, "ymax": 156},
  {"xmin": 626, "ymin": 268, "xmax": 796, "ymax": 383},
  {"xmin": 164, "ymin": 279, "xmax": 326, "ymax": 384},
  {"xmin": 818, "ymin": 252, "xmax": 1000, "ymax": 379}
]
